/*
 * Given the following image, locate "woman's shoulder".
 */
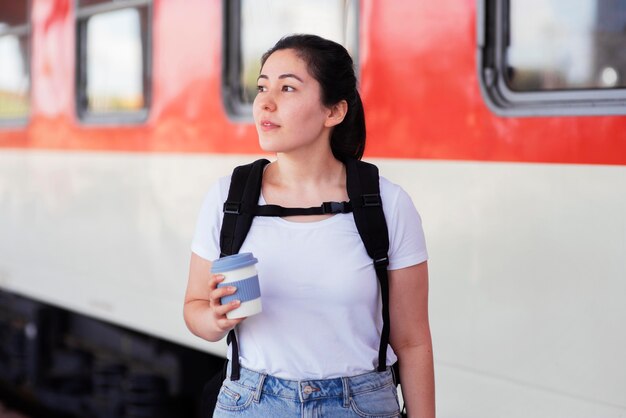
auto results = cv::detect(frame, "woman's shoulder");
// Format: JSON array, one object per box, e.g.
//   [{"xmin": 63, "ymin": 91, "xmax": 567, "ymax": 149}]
[
  {"xmin": 197, "ymin": 175, "xmax": 233, "ymax": 213},
  {"xmin": 379, "ymin": 175, "xmax": 399, "ymax": 190},
  {"xmin": 208, "ymin": 174, "xmax": 232, "ymax": 198},
  {"xmin": 379, "ymin": 176, "xmax": 404, "ymax": 202},
  {"xmin": 378, "ymin": 175, "xmax": 422, "ymax": 217},
  {"xmin": 216, "ymin": 174, "xmax": 232, "ymax": 200}
]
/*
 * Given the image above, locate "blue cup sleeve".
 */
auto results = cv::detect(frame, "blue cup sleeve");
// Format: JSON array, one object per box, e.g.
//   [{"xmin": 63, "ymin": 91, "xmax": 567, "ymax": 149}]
[{"xmin": 217, "ymin": 275, "xmax": 261, "ymax": 304}]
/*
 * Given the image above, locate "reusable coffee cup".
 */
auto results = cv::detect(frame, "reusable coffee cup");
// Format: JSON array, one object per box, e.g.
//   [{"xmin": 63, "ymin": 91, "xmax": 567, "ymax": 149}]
[{"xmin": 212, "ymin": 253, "xmax": 261, "ymax": 319}]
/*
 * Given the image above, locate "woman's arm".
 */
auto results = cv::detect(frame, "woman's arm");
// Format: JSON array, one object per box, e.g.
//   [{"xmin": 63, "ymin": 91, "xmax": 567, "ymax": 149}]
[
  {"xmin": 183, "ymin": 252, "xmax": 244, "ymax": 342},
  {"xmin": 389, "ymin": 261, "xmax": 435, "ymax": 418}
]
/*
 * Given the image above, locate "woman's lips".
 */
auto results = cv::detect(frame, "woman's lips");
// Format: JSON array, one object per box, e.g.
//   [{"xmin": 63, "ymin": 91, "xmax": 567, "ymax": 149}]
[{"xmin": 260, "ymin": 120, "xmax": 280, "ymax": 131}]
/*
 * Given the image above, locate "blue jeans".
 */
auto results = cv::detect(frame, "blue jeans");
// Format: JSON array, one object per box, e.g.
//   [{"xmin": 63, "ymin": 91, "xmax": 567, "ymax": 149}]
[{"xmin": 213, "ymin": 366, "xmax": 402, "ymax": 418}]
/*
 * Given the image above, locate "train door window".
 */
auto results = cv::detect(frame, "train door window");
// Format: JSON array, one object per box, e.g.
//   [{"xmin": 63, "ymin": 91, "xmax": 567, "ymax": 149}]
[
  {"xmin": 478, "ymin": 0, "xmax": 626, "ymax": 116},
  {"xmin": 224, "ymin": 0, "xmax": 359, "ymax": 120},
  {"xmin": 76, "ymin": 0, "xmax": 152, "ymax": 123},
  {"xmin": 0, "ymin": 0, "xmax": 30, "ymax": 124}
]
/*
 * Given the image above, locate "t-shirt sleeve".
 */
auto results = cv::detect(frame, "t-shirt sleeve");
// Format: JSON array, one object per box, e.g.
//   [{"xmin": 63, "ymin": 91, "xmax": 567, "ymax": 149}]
[
  {"xmin": 383, "ymin": 180, "xmax": 429, "ymax": 271},
  {"xmin": 190, "ymin": 177, "xmax": 228, "ymax": 262}
]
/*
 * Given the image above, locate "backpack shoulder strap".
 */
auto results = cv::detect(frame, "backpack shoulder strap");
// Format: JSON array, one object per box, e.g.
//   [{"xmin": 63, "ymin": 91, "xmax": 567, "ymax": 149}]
[
  {"xmin": 345, "ymin": 159, "xmax": 390, "ymax": 265},
  {"xmin": 219, "ymin": 158, "xmax": 269, "ymax": 382},
  {"xmin": 346, "ymin": 158, "xmax": 391, "ymax": 372},
  {"xmin": 220, "ymin": 158, "xmax": 270, "ymax": 257}
]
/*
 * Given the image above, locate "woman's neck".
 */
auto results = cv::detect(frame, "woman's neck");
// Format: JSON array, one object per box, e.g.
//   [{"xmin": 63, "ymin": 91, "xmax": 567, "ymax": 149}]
[{"xmin": 268, "ymin": 151, "xmax": 345, "ymax": 189}]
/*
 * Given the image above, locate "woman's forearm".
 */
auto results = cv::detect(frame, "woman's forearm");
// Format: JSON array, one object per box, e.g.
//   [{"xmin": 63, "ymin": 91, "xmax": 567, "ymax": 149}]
[{"xmin": 397, "ymin": 342, "xmax": 436, "ymax": 418}]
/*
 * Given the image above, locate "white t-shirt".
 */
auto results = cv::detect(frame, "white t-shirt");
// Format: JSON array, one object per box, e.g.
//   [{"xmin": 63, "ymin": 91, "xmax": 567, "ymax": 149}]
[{"xmin": 191, "ymin": 174, "xmax": 428, "ymax": 380}]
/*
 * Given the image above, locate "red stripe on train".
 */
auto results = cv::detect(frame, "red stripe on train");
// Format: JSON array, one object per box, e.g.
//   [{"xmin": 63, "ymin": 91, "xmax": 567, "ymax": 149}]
[{"xmin": 1, "ymin": 0, "xmax": 625, "ymax": 165}]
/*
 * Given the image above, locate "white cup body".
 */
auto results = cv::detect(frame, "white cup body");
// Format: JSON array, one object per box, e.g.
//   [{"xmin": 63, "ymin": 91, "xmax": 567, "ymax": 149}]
[{"xmin": 220, "ymin": 264, "xmax": 262, "ymax": 319}]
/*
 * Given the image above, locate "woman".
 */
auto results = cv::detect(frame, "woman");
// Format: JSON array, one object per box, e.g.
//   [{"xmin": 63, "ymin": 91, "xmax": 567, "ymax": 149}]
[{"xmin": 184, "ymin": 34, "xmax": 435, "ymax": 418}]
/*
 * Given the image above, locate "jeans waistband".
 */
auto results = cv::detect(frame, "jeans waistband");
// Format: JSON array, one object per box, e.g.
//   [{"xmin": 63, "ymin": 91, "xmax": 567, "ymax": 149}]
[{"xmin": 227, "ymin": 366, "xmax": 395, "ymax": 402}]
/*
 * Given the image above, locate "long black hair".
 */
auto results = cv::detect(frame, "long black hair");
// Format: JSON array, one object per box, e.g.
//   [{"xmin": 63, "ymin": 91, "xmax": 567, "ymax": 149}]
[{"xmin": 261, "ymin": 34, "xmax": 366, "ymax": 161}]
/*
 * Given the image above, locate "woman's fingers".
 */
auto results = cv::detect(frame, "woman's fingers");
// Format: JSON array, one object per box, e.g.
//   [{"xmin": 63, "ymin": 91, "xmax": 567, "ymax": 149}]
[
  {"xmin": 210, "ymin": 285, "xmax": 238, "ymax": 305},
  {"xmin": 208, "ymin": 274, "xmax": 236, "ymax": 304},
  {"xmin": 208, "ymin": 274, "xmax": 246, "ymax": 331},
  {"xmin": 214, "ymin": 301, "xmax": 246, "ymax": 332},
  {"xmin": 217, "ymin": 317, "xmax": 246, "ymax": 330},
  {"xmin": 208, "ymin": 274, "xmax": 225, "ymax": 290},
  {"xmin": 214, "ymin": 299, "xmax": 241, "ymax": 316}
]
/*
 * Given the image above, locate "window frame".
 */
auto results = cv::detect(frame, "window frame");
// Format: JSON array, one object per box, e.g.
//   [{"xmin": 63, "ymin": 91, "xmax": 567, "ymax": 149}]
[
  {"xmin": 0, "ymin": 0, "xmax": 31, "ymax": 127},
  {"xmin": 75, "ymin": 0, "xmax": 153, "ymax": 125},
  {"xmin": 477, "ymin": 0, "xmax": 626, "ymax": 117},
  {"xmin": 222, "ymin": 0, "xmax": 360, "ymax": 122},
  {"xmin": 222, "ymin": 0, "xmax": 248, "ymax": 121}
]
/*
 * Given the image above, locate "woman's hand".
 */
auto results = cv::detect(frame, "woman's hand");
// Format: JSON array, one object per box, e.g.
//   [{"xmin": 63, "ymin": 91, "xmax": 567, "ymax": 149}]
[
  {"xmin": 207, "ymin": 274, "xmax": 246, "ymax": 333},
  {"xmin": 184, "ymin": 253, "xmax": 245, "ymax": 342}
]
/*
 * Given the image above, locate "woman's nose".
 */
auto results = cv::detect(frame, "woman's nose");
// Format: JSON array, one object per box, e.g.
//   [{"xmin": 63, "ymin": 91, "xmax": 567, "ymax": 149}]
[
  {"xmin": 261, "ymin": 96, "xmax": 276, "ymax": 112},
  {"xmin": 256, "ymin": 89, "xmax": 277, "ymax": 112}
]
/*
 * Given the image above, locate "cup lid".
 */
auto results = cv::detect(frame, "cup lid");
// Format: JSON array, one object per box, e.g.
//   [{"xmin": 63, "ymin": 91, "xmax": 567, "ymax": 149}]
[{"xmin": 211, "ymin": 253, "xmax": 258, "ymax": 273}]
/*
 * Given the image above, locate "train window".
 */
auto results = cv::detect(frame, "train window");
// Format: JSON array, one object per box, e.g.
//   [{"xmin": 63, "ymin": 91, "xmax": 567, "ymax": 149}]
[
  {"xmin": 0, "ymin": 1, "xmax": 30, "ymax": 123},
  {"xmin": 478, "ymin": 0, "xmax": 626, "ymax": 116},
  {"xmin": 223, "ymin": 0, "xmax": 359, "ymax": 120},
  {"xmin": 79, "ymin": 0, "xmax": 117, "ymax": 6},
  {"xmin": 76, "ymin": 0, "xmax": 151, "ymax": 123}
]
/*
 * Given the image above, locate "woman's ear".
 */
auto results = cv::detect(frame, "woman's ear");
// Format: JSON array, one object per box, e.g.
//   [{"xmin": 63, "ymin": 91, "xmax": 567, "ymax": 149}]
[{"xmin": 324, "ymin": 100, "xmax": 348, "ymax": 128}]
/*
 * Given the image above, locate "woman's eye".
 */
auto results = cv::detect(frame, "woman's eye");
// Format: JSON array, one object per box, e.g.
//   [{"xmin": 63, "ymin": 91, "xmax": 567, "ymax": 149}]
[
  {"xmin": 282, "ymin": 85, "xmax": 295, "ymax": 92},
  {"xmin": 257, "ymin": 85, "xmax": 267, "ymax": 92}
]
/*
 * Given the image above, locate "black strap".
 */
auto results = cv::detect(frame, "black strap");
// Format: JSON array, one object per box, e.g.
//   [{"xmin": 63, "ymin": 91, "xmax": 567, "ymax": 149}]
[
  {"xmin": 251, "ymin": 201, "xmax": 352, "ymax": 217},
  {"xmin": 345, "ymin": 158, "xmax": 390, "ymax": 372},
  {"xmin": 219, "ymin": 159, "xmax": 270, "ymax": 380},
  {"xmin": 220, "ymin": 159, "xmax": 270, "ymax": 257},
  {"xmin": 225, "ymin": 331, "xmax": 240, "ymax": 380}
]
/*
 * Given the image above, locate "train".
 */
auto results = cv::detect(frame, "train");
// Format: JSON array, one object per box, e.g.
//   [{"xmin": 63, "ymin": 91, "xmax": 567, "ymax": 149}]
[{"xmin": 1, "ymin": 0, "xmax": 625, "ymax": 417}]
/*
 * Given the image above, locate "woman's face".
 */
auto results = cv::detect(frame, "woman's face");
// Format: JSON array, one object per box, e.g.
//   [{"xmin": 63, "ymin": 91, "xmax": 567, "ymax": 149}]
[{"xmin": 253, "ymin": 49, "xmax": 332, "ymax": 155}]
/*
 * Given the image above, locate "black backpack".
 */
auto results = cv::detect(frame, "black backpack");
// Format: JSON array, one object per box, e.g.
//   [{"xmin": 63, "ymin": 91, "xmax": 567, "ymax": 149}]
[{"xmin": 203, "ymin": 158, "xmax": 406, "ymax": 416}]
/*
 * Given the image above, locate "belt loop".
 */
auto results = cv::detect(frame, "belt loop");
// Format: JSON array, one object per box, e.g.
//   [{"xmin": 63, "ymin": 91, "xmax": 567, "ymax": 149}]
[
  {"xmin": 254, "ymin": 372, "xmax": 266, "ymax": 403},
  {"xmin": 341, "ymin": 377, "xmax": 350, "ymax": 408},
  {"xmin": 297, "ymin": 380, "xmax": 304, "ymax": 403}
]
